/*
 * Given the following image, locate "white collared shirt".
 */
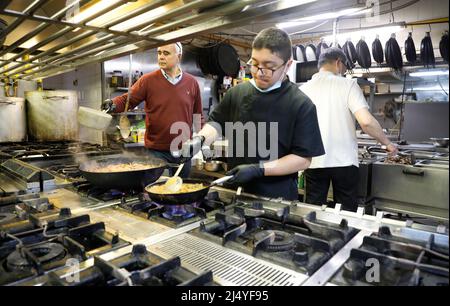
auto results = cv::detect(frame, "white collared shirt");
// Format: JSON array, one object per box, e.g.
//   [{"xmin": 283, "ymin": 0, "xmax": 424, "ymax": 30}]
[
  {"xmin": 161, "ymin": 67, "xmax": 183, "ymax": 85},
  {"xmin": 300, "ymin": 70, "xmax": 369, "ymax": 169}
]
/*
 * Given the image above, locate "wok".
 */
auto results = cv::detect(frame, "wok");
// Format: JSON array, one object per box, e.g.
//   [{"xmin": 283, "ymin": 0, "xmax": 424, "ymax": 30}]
[
  {"xmin": 79, "ymin": 156, "xmax": 173, "ymax": 189},
  {"xmin": 145, "ymin": 176, "xmax": 232, "ymax": 205}
]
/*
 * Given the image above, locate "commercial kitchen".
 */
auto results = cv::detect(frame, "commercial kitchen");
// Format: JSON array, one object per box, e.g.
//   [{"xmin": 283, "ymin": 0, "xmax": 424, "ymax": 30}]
[{"xmin": 0, "ymin": 0, "xmax": 448, "ymax": 287}]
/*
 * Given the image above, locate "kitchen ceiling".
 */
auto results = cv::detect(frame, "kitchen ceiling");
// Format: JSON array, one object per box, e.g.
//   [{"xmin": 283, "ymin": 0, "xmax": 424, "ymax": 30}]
[{"xmin": 0, "ymin": 0, "xmax": 347, "ymax": 80}]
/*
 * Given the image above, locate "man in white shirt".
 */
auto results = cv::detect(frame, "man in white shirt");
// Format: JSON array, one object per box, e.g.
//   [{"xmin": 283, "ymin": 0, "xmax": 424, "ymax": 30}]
[{"xmin": 300, "ymin": 47, "xmax": 397, "ymax": 211}]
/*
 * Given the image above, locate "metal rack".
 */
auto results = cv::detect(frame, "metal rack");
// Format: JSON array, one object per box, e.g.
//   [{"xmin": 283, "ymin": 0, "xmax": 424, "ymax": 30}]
[{"xmin": 0, "ymin": 0, "xmax": 344, "ymax": 81}]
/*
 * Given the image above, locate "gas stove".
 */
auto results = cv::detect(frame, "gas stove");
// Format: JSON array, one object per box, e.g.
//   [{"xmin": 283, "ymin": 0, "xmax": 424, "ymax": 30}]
[
  {"xmin": 330, "ymin": 226, "xmax": 449, "ymax": 286},
  {"xmin": 34, "ymin": 244, "xmax": 216, "ymax": 286},
  {"xmin": 0, "ymin": 141, "xmax": 120, "ymax": 161},
  {"xmin": 0, "ymin": 195, "xmax": 129, "ymax": 285},
  {"xmin": 117, "ymin": 190, "xmax": 238, "ymax": 228},
  {"xmin": 189, "ymin": 199, "xmax": 358, "ymax": 275}
]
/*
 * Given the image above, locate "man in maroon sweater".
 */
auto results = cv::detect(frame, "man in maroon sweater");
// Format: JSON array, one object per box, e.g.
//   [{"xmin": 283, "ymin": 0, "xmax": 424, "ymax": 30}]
[{"xmin": 103, "ymin": 43, "xmax": 204, "ymax": 177}]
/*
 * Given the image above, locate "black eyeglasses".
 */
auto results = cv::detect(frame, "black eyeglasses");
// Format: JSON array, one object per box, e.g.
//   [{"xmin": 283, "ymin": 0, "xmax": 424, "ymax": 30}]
[{"xmin": 246, "ymin": 59, "xmax": 287, "ymax": 77}]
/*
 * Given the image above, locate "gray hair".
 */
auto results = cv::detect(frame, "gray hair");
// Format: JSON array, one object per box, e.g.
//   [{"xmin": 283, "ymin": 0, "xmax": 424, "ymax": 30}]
[
  {"xmin": 318, "ymin": 47, "xmax": 347, "ymax": 68},
  {"xmin": 175, "ymin": 42, "xmax": 183, "ymax": 55},
  {"xmin": 252, "ymin": 27, "xmax": 292, "ymax": 62}
]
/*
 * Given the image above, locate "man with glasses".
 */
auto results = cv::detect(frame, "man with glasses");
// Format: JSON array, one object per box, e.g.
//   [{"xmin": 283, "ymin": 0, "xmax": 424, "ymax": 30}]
[
  {"xmin": 300, "ymin": 47, "xmax": 397, "ymax": 211},
  {"xmin": 181, "ymin": 27, "xmax": 325, "ymax": 200}
]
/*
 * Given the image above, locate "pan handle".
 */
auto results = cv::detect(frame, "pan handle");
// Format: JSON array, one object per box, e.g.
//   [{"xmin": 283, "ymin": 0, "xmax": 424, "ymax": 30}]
[{"xmin": 210, "ymin": 175, "xmax": 233, "ymax": 187}]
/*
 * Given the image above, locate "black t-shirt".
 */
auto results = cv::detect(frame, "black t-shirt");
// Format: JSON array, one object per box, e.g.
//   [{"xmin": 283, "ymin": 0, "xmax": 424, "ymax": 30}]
[{"xmin": 208, "ymin": 79, "xmax": 325, "ymax": 200}]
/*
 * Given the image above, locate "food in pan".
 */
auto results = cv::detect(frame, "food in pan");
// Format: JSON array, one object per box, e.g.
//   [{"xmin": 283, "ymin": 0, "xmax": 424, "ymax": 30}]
[
  {"xmin": 87, "ymin": 162, "xmax": 159, "ymax": 172},
  {"xmin": 148, "ymin": 183, "xmax": 205, "ymax": 194}
]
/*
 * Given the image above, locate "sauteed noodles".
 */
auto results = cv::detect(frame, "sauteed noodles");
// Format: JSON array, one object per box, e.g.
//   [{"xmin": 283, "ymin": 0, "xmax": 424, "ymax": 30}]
[
  {"xmin": 87, "ymin": 162, "xmax": 159, "ymax": 173},
  {"xmin": 148, "ymin": 183, "xmax": 205, "ymax": 194}
]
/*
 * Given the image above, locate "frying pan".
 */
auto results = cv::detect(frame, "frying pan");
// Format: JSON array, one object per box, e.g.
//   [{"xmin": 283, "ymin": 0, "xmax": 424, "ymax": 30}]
[
  {"xmin": 145, "ymin": 176, "xmax": 232, "ymax": 205},
  {"xmin": 79, "ymin": 156, "xmax": 174, "ymax": 189}
]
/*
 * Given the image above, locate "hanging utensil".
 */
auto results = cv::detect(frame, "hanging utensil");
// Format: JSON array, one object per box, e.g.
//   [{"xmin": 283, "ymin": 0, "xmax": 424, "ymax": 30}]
[
  {"xmin": 405, "ymin": 32, "xmax": 417, "ymax": 64},
  {"xmin": 356, "ymin": 37, "xmax": 372, "ymax": 69},
  {"xmin": 119, "ymin": 54, "xmax": 133, "ymax": 139},
  {"xmin": 372, "ymin": 35, "xmax": 384, "ymax": 65},
  {"xmin": 385, "ymin": 33, "xmax": 403, "ymax": 70},
  {"xmin": 164, "ymin": 163, "xmax": 185, "ymax": 193},
  {"xmin": 439, "ymin": 31, "xmax": 449, "ymax": 62},
  {"xmin": 420, "ymin": 32, "xmax": 435, "ymax": 68}
]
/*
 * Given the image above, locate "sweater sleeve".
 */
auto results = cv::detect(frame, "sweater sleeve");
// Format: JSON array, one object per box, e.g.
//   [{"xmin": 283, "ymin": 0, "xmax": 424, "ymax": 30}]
[{"xmin": 112, "ymin": 76, "xmax": 147, "ymax": 112}]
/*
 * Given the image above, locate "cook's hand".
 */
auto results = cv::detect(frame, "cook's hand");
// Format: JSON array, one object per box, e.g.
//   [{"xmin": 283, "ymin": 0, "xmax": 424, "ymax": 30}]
[
  {"xmin": 180, "ymin": 135, "xmax": 205, "ymax": 160},
  {"xmin": 226, "ymin": 164, "xmax": 264, "ymax": 185},
  {"xmin": 386, "ymin": 142, "xmax": 398, "ymax": 155},
  {"xmin": 101, "ymin": 99, "xmax": 116, "ymax": 113}
]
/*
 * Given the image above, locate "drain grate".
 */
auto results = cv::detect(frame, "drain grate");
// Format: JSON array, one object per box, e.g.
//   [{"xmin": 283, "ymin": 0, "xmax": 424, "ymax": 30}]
[{"xmin": 150, "ymin": 234, "xmax": 307, "ymax": 286}]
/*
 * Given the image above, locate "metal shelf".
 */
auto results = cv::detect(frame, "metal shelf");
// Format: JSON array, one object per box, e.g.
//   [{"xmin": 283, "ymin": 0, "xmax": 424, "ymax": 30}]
[{"xmin": 111, "ymin": 111, "xmax": 146, "ymax": 116}]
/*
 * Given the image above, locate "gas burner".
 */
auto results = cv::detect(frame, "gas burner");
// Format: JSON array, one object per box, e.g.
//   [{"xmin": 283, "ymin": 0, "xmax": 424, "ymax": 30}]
[
  {"xmin": 331, "ymin": 226, "xmax": 449, "ymax": 286},
  {"xmin": 162, "ymin": 204, "xmax": 198, "ymax": 221},
  {"xmin": 6, "ymin": 243, "xmax": 67, "ymax": 272},
  {"xmin": 196, "ymin": 204, "xmax": 359, "ymax": 275},
  {"xmin": 37, "ymin": 244, "xmax": 217, "ymax": 286},
  {"xmin": 254, "ymin": 230, "xmax": 295, "ymax": 252}
]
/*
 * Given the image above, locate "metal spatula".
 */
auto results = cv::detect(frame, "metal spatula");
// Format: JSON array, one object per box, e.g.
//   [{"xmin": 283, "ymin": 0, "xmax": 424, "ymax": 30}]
[{"xmin": 119, "ymin": 54, "xmax": 133, "ymax": 139}]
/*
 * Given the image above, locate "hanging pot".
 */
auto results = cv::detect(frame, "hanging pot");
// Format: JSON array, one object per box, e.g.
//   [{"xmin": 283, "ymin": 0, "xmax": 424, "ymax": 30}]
[
  {"xmin": 439, "ymin": 32, "xmax": 448, "ymax": 63},
  {"xmin": 305, "ymin": 44, "xmax": 317, "ymax": 62},
  {"xmin": 372, "ymin": 36, "xmax": 384, "ymax": 65},
  {"xmin": 315, "ymin": 41, "xmax": 329, "ymax": 60},
  {"xmin": 343, "ymin": 40, "xmax": 357, "ymax": 69},
  {"xmin": 404, "ymin": 32, "xmax": 417, "ymax": 64},
  {"xmin": 356, "ymin": 38, "xmax": 372, "ymax": 69},
  {"xmin": 296, "ymin": 45, "xmax": 307, "ymax": 63},
  {"xmin": 26, "ymin": 90, "xmax": 79, "ymax": 141},
  {"xmin": 420, "ymin": 32, "xmax": 435, "ymax": 68},
  {"xmin": 0, "ymin": 97, "xmax": 27, "ymax": 142},
  {"xmin": 385, "ymin": 34, "xmax": 403, "ymax": 70}
]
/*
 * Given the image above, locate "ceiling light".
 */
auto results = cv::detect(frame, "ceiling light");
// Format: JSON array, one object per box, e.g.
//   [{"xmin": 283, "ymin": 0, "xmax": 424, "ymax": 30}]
[
  {"xmin": 276, "ymin": 20, "xmax": 316, "ymax": 29},
  {"xmin": 71, "ymin": 0, "xmax": 123, "ymax": 24},
  {"xmin": 409, "ymin": 70, "xmax": 449, "ymax": 77}
]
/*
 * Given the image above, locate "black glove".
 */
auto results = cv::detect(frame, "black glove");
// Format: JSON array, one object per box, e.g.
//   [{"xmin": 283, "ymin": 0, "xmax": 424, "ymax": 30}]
[
  {"xmin": 226, "ymin": 164, "xmax": 264, "ymax": 185},
  {"xmin": 180, "ymin": 135, "xmax": 205, "ymax": 160},
  {"xmin": 101, "ymin": 99, "xmax": 116, "ymax": 113}
]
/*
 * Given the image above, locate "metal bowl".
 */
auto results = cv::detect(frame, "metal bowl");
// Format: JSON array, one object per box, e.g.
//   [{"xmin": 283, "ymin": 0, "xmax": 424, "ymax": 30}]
[
  {"xmin": 430, "ymin": 137, "xmax": 449, "ymax": 148},
  {"xmin": 204, "ymin": 160, "xmax": 222, "ymax": 172}
]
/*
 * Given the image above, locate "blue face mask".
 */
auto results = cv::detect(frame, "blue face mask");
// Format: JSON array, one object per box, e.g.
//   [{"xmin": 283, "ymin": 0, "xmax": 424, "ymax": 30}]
[{"xmin": 249, "ymin": 64, "xmax": 288, "ymax": 93}]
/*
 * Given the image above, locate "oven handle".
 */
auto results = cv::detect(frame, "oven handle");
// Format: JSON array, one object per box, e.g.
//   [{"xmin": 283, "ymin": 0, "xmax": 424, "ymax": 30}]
[{"xmin": 402, "ymin": 168, "xmax": 425, "ymax": 176}]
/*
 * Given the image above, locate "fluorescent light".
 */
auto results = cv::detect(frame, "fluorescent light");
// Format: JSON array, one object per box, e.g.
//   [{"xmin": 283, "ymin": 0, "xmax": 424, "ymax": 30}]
[
  {"xmin": 277, "ymin": 6, "xmax": 371, "ymax": 30},
  {"xmin": 276, "ymin": 20, "xmax": 316, "ymax": 29},
  {"xmin": 296, "ymin": 7, "xmax": 369, "ymax": 21},
  {"xmin": 71, "ymin": 0, "xmax": 122, "ymax": 24},
  {"xmin": 410, "ymin": 70, "xmax": 449, "ymax": 77},
  {"xmin": 413, "ymin": 86, "xmax": 449, "ymax": 91},
  {"xmin": 109, "ymin": 6, "xmax": 168, "ymax": 31}
]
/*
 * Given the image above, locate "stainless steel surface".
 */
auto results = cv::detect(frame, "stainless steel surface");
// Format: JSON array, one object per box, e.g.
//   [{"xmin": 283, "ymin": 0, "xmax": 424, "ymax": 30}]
[
  {"xmin": 25, "ymin": 90, "xmax": 78, "ymax": 141},
  {"xmin": 302, "ymin": 230, "xmax": 371, "ymax": 286},
  {"xmin": 0, "ymin": 97, "xmax": 26, "ymax": 142},
  {"xmin": 149, "ymin": 233, "xmax": 308, "ymax": 286},
  {"xmin": 371, "ymin": 161, "xmax": 449, "ymax": 220}
]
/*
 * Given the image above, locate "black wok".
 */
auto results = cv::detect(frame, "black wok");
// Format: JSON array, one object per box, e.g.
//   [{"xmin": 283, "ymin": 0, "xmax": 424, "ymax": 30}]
[
  {"xmin": 79, "ymin": 156, "xmax": 174, "ymax": 190},
  {"xmin": 145, "ymin": 176, "xmax": 233, "ymax": 205}
]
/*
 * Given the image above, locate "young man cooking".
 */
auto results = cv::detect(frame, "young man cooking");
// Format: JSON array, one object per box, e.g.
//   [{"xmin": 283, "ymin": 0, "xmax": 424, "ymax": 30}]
[{"xmin": 180, "ymin": 27, "xmax": 325, "ymax": 200}]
